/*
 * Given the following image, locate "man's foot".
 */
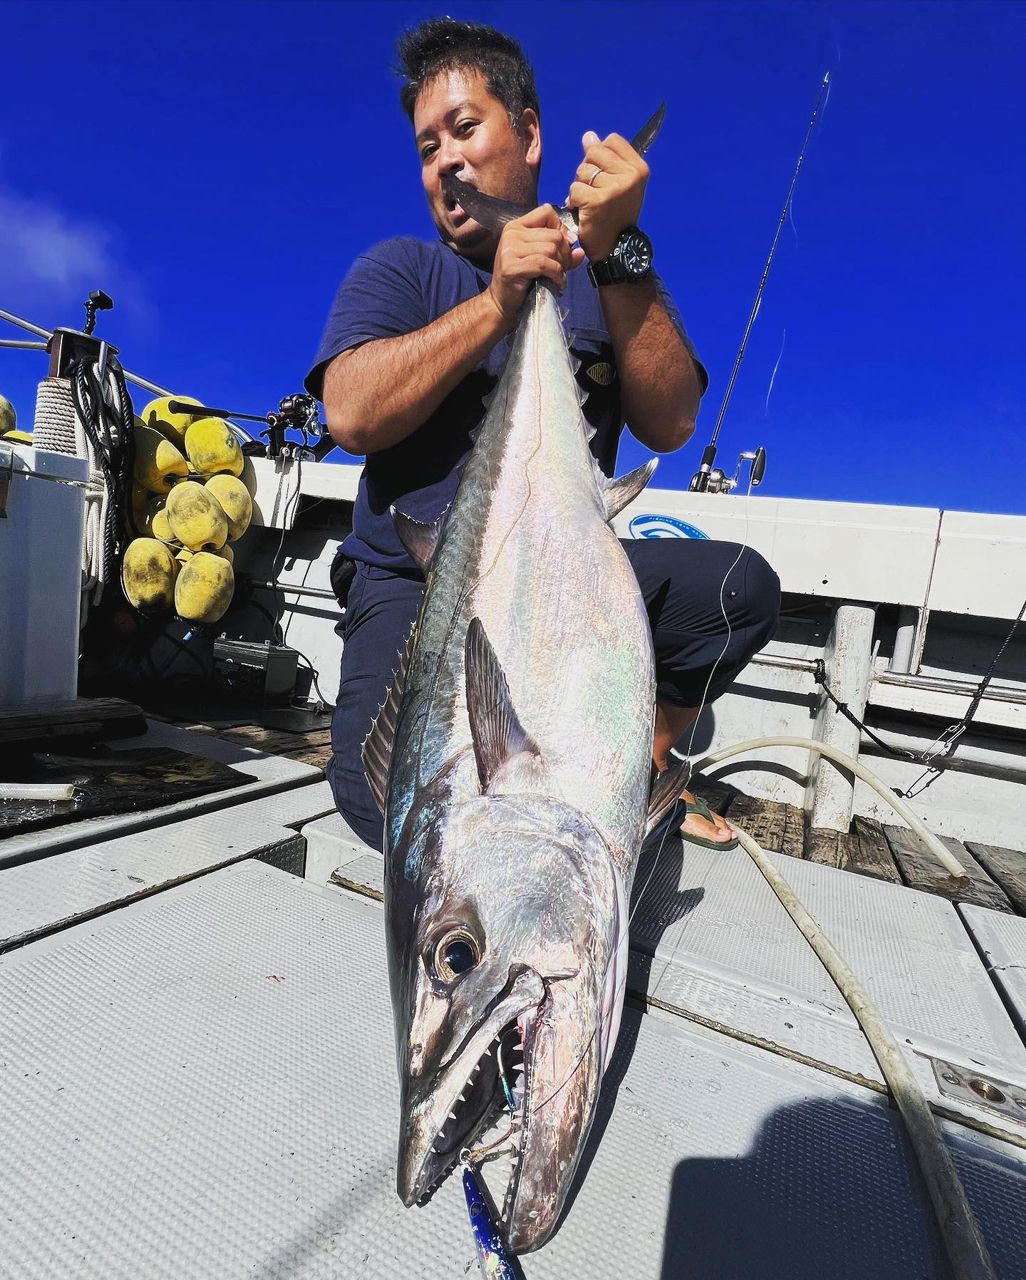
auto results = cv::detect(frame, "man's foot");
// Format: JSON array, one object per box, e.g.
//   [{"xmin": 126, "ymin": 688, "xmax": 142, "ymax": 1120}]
[{"xmin": 679, "ymin": 789, "xmax": 737, "ymax": 849}]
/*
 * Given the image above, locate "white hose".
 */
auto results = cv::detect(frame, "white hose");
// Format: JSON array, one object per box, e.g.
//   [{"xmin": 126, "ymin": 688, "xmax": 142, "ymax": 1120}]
[
  {"xmin": 694, "ymin": 735, "xmax": 968, "ymax": 880},
  {"xmin": 731, "ymin": 823, "xmax": 996, "ymax": 1280},
  {"xmin": 0, "ymin": 783, "xmax": 75, "ymax": 801}
]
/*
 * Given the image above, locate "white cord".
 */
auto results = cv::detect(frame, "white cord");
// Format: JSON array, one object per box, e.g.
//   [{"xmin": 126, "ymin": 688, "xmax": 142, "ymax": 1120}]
[
  {"xmin": 695, "ymin": 735, "xmax": 968, "ymax": 879},
  {"xmin": 733, "ymin": 822, "xmax": 995, "ymax": 1280}
]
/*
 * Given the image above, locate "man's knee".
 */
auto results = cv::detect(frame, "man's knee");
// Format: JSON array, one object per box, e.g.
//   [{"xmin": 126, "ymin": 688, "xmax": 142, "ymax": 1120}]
[
  {"xmin": 326, "ymin": 753, "xmax": 384, "ymax": 851},
  {"xmin": 734, "ymin": 546, "xmax": 781, "ymax": 646}
]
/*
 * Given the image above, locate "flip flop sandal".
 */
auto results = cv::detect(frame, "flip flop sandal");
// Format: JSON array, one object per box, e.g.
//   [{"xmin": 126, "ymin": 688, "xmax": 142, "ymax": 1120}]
[{"xmin": 679, "ymin": 794, "xmax": 739, "ymax": 851}]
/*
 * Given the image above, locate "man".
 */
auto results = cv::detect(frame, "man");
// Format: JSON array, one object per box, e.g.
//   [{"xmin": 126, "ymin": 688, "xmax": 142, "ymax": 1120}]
[{"xmin": 305, "ymin": 18, "xmax": 779, "ymax": 852}]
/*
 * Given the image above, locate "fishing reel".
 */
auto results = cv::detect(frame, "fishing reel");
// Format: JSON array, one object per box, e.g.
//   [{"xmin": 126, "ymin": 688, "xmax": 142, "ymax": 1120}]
[
  {"xmin": 167, "ymin": 392, "xmax": 327, "ymax": 461},
  {"xmin": 699, "ymin": 446, "xmax": 767, "ymax": 495},
  {"xmin": 262, "ymin": 393, "xmax": 321, "ymax": 460}
]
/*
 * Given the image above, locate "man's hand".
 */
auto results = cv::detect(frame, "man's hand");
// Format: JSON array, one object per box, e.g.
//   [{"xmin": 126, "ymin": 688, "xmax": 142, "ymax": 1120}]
[
  {"xmin": 567, "ymin": 131, "xmax": 649, "ymax": 263},
  {"xmin": 487, "ymin": 205, "xmax": 585, "ymax": 328}
]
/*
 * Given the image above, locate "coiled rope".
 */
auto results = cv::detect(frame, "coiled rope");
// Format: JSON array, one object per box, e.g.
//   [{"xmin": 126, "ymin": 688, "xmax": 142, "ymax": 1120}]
[{"xmin": 32, "ymin": 360, "xmax": 135, "ymax": 606}]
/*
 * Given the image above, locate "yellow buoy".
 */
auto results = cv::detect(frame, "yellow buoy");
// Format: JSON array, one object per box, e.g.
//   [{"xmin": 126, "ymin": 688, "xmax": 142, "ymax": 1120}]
[
  {"xmin": 149, "ymin": 499, "xmax": 175, "ymax": 543},
  {"xmin": 130, "ymin": 483, "xmax": 150, "ymax": 526},
  {"xmin": 122, "ymin": 538, "xmax": 178, "ymax": 612},
  {"xmin": 134, "ymin": 423, "xmax": 189, "ymax": 493},
  {"xmin": 185, "ymin": 417, "xmax": 244, "ymax": 477},
  {"xmin": 203, "ymin": 473, "xmax": 253, "ymax": 540},
  {"xmin": 142, "ymin": 394, "xmax": 204, "ymax": 444},
  {"xmin": 165, "ymin": 480, "xmax": 228, "ymax": 551},
  {"xmin": 175, "ymin": 551, "xmax": 234, "ymax": 624},
  {"xmin": 0, "ymin": 394, "xmax": 16, "ymax": 435}
]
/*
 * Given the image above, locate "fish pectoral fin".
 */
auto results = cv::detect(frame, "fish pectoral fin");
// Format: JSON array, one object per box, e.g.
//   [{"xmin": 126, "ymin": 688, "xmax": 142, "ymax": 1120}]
[
  {"xmin": 645, "ymin": 754, "xmax": 692, "ymax": 837},
  {"xmin": 392, "ymin": 505, "xmax": 448, "ymax": 573},
  {"xmin": 464, "ymin": 616, "xmax": 543, "ymax": 794},
  {"xmin": 361, "ymin": 622, "xmax": 418, "ymax": 814},
  {"xmin": 603, "ymin": 458, "xmax": 659, "ymax": 521}
]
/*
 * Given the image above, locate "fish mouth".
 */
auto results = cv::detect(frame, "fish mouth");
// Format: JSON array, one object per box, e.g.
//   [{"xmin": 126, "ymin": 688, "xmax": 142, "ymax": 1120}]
[
  {"xmin": 440, "ymin": 172, "xmax": 475, "ymax": 222},
  {"xmin": 400, "ymin": 968, "xmax": 544, "ymax": 1206},
  {"xmin": 402, "ymin": 965, "xmax": 595, "ymax": 1255}
]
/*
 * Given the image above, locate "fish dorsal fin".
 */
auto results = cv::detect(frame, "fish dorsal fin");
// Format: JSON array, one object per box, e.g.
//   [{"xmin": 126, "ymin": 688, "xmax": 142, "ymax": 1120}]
[
  {"xmin": 604, "ymin": 458, "xmax": 658, "ymax": 521},
  {"xmin": 645, "ymin": 755, "xmax": 692, "ymax": 837},
  {"xmin": 464, "ymin": 616, "xmax": 542, "ymax": 794},
  {"xmin": 392, "ymin": 505, "xmax": 448, "ymax": 573},
  {"xmin": 362, "ymin": 624, "xmax": 417, "ymax": 814}
]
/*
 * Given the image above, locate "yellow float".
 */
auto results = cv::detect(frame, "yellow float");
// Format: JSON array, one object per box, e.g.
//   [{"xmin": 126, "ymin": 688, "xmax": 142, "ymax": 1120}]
[{"xmin": 165, "ymin": 480, "xmax": 228, "ymax": 551}]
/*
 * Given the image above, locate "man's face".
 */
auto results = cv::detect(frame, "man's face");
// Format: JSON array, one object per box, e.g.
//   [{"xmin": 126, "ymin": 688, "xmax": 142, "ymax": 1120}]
[{"xmin": 413, "ymin": 67, "xmax": 540, "ymax": 262}]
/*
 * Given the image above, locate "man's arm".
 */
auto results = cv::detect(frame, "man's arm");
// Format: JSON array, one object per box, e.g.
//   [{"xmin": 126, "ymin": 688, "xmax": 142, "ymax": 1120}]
[
  {"xmin": 323, "ymin": 207, "xmax": 582, "ymax": 455},
  {"xmin": 568, "ymin": 131, "xmax": 703, "ymax": 454},
  {"xmin": 323, "ymin": 291, "xmax": 505, "ymax": 455},
  {"xmin": 598, "ymin": 280, "xmax": 702, "ymax": 454}
]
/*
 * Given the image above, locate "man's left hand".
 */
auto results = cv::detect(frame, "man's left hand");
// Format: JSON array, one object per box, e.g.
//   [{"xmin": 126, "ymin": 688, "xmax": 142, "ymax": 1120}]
[{"xmin": 566, "ymin": 131, "xmax": 649, "ymax": 263}]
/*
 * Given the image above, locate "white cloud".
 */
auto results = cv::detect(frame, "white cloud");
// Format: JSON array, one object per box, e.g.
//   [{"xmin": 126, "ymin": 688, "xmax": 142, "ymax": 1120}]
[
  {"xmin": 0, "ymin": 189, "xmax": 111, "ymax": 288},
  {"xmin": 0, "ymin": 176, "xmax": 149, "ymax": 327}
]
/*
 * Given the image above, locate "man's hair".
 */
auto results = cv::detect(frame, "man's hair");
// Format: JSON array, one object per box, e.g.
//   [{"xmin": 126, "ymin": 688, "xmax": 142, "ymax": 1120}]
[{"xmin": 396, "ymin": 17, "xmax": 540, "ymax": 126}]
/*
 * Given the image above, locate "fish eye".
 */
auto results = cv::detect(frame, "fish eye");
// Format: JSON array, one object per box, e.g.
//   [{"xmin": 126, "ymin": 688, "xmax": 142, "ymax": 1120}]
[{"xmin": 433, "ymin": 929, "xmax": 481, "ymax": 982}]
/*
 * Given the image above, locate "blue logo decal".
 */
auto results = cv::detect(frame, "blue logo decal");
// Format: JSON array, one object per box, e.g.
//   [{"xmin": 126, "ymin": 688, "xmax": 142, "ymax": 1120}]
[{"xmin": 628, "ymin": 513, "xmax": 710, "ymax": 540}]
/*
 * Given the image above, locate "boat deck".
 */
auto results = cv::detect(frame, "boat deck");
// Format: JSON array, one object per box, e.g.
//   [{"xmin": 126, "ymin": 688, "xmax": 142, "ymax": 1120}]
[{"xmin": 3, "ymin": 711, "xmax": 1026, "ymax": 1276}]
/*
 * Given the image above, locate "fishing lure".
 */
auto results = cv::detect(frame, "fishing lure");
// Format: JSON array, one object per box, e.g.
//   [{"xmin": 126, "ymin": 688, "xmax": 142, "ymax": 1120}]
[{"xmin": 463, "ymin": 1164, "xmax": 520, "ymax": 1280}]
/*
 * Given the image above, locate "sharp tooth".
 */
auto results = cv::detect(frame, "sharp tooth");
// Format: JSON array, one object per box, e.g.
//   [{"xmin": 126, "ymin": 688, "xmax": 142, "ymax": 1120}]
[{"xmin": 449, "ymin": 1110, "xmax": 457, "ymax": 1119}]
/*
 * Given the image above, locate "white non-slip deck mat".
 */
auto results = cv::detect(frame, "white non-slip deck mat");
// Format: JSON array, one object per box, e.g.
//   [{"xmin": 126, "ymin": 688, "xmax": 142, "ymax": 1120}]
[
  {"xmin": 321, "ymin": 831, "xmax": 1026, "ymax": 1121},
  {"xmin": 300, "ymin": 810, "xmax": 371, "ymax": 884},
  {"xmin": 3, "ymin": 860, "xmax": 1025, "ymax": 1278},
  {"xmin": 0, "ymin": 720, "xmax": 322, "ymax": 865},
  {"xmin": 629, "ymin": 838, "xmax": 1026, "ymax": 1089},
  {"xmin": 962, "ymin": 905, "xmax": 1026, "ymax": 1040},
  {"xmin": 0, "ymin": 781, "xmax": 335, "ymax": 950}
]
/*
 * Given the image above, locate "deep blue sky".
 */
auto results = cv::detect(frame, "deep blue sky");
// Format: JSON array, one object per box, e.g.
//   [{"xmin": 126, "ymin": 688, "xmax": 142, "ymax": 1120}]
[{"xmin": 2, "ymin": 1, "xmax": 1023, "ymax": 513}]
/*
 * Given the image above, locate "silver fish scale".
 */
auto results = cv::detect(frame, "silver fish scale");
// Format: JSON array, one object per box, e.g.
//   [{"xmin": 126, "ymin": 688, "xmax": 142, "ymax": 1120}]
[{"xmin": 386, "ymin": 283, "xmax": 654, "ymax": 873}]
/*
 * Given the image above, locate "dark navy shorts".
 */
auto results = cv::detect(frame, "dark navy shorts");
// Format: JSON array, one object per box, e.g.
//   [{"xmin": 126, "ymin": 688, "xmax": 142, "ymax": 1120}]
[{"xmin": 327, "ymin": 539, "xmax": 780, "ymax": 850}]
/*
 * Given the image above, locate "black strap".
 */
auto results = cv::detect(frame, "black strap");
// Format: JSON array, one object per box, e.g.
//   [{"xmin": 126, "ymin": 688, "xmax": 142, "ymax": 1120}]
[{"xmin": 813, "ymin": 660, "xmax": 918, "ymax": 761}]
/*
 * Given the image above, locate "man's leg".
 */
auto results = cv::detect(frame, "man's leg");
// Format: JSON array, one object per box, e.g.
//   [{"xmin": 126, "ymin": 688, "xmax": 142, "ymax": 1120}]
[
  {"xmin": 622, "ymin": 537, "xmax": 781, "ymax": 843},
  {"xmin": 326, "ymin": 570, "xmax": 424, "ymax": 851}
]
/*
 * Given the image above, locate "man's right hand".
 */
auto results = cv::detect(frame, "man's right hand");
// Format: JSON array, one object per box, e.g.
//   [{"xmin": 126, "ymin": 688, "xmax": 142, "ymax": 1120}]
[{"xmin": 487, "ymin": 205, "xmax": 585, "ymax": 328}]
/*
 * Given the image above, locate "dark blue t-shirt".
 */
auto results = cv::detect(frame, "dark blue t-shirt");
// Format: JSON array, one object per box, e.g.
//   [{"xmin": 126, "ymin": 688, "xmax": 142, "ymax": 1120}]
[{"xmin": 306, "ymin": 237, "xmax": 705, "ymax": 573}]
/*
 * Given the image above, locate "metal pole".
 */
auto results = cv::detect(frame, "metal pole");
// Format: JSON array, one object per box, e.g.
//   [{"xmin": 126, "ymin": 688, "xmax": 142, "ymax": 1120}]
[
  {"xmin": 1, "ymin": 305, "xmax": 175, "ymax": 397},
  {"xmin": 245, "ymin": 579, "xmax": 337, "ymax": 602}
]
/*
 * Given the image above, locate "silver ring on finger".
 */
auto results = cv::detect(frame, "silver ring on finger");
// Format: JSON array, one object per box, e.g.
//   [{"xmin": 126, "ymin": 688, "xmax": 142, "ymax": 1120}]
[{"xmin": 587, "ymin": 165, "xmax": 602, "ymax": 186}]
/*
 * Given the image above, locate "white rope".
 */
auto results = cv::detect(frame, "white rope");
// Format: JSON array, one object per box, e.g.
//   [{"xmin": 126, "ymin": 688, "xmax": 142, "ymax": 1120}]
[
  {"xmin": 33, "ymin": 377, "xmax": 77, "ymax": 455},
  {"xmin": 733, "ymin": 822, "xmax": 996, "ymax": 1280},
  {"xmin": 694, "ymin": 735, "xmax": 968, "ymax": 879},
  {"xmin": 33, "ymin": 376, "xmax": 106, "ymax": 604}
]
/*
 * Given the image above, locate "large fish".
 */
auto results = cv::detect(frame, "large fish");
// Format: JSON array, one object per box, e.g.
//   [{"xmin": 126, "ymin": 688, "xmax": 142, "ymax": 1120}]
[{"xmin": 362, "ymin": 109, "xmax": 687, "ymax": 1254}]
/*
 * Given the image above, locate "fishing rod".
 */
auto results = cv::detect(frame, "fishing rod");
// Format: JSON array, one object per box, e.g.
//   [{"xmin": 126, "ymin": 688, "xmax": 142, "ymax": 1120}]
[{"xmin": 689, "ymin": 69, "xmax": 831, "ymax": 493}]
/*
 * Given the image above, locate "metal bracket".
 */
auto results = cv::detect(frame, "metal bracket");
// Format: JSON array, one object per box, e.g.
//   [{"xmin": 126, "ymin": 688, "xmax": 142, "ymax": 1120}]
[
  {"xmin": 0, "ymin": 442, "xmax": 13, "ymax": 518},
  {"xmin": 928, "ymin": 1056, "xmax": 1026, "ymax": 1126}
]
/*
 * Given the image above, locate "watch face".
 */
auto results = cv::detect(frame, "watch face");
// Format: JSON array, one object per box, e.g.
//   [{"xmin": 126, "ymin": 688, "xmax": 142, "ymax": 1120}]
[{"xmin": 619, "ymin": 229, "xmax": 653, "ymax": 277}]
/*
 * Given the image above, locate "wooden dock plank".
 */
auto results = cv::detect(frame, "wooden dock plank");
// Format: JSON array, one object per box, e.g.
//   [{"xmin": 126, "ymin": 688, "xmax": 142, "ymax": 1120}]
[
  {"xmin": 805, "ymin": 827, "xmax": 863, "ymax": 871},
  {"xmin": 727, "ymin": 794, "xmax": 789, "ymax": 852},
  {"xmin": 780, "ymin": 804, "xmax": 806, "ymax": 860},
  {"xmin": 884, "ymin": 825, "xmax": 1012, "ymax": 912},
  {"xmin": 848, "ymin": 816, "xmax": 902, "ymax": 884},
  {"xmin": 965, "ymin": 842, "xmax": 1026, "ymax": 916}
]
